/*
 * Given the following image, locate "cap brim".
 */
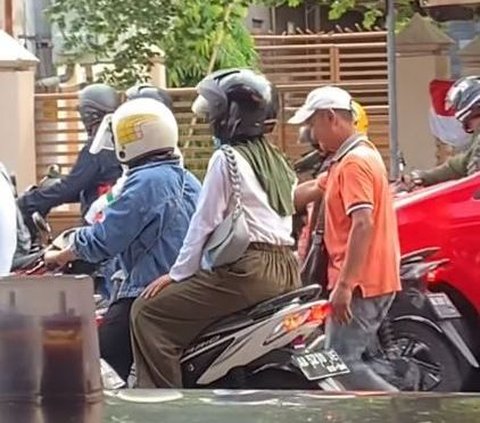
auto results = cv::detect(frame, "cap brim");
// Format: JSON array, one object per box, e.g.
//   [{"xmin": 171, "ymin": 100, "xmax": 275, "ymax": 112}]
[
  {"xmin": 89, "ymin": 114, "xmax": 114, "ymax": 154},
  {"xmin": 288, "ymin": 106, "xmax": 315, "ymax": 125}
]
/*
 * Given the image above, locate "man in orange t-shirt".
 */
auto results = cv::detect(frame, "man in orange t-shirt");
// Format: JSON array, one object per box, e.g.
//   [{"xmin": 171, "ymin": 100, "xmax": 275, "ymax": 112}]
[{"xmin": 291, "ymin": 86, "xmax": 401, "ymax": 391}]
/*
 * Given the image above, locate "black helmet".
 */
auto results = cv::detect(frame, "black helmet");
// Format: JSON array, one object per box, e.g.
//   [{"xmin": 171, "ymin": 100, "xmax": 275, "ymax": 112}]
[
  {"xmin": 192, "ymin": 68, "xmax": 274, "ymax": 143},
  {"xmin": 79, "ymin": 83, "xmax": 120, "ymax": 135},
  {"xmin": 264, "ymin": 83, "xmax": 279, "ymax": 134},
  {"xmin": 446, "ymin": 75, "xmax": 480, "ymax": 132},
  {"xmin": 125, "ymin": 84, "xmax": 173, "ymax": 110}
]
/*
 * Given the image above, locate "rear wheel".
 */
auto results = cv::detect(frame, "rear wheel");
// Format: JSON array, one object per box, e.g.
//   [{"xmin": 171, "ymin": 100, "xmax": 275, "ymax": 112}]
[{"xmin": 391, "ymin": 320, "xmax": 462, "ymax": 391}]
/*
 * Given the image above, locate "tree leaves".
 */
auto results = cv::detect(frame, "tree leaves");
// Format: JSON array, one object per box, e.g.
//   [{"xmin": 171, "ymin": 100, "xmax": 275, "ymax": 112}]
[
  {"xmin": 47, "ymin": 0, "xmax": 257, "ymax": 88},
  {"xmin": 259, "ymin": 0, "xmax": 416, "ymax": 30},
  {"xmin": 46, "ymin": 0, "xmax": 417, "ymax": 88}
]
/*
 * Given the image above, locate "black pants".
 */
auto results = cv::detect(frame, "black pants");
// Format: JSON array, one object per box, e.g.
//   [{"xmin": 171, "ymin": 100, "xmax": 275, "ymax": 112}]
[{"xmin": 99, "ymin": 297, "xmax": 135, "ymax": 382}]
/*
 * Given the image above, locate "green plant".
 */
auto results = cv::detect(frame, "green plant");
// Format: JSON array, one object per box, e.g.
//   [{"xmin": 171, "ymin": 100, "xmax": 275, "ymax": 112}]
[
  {"xmin": 47, "ymin": 0, "xmax": 258, "ymax": 88},
  {"xmin": 46, "ymin": 0, "xmax": 419, "ymax": 88}
]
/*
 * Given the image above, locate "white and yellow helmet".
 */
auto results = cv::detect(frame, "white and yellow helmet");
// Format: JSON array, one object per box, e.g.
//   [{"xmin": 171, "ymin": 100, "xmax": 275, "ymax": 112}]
[
  {"xmin": 352, "ymin": 100, "xmax": 369, "ymax": 135},
  {"xmin": 110, "ymin": 98, "xmax": 178, "ymax": 164}
]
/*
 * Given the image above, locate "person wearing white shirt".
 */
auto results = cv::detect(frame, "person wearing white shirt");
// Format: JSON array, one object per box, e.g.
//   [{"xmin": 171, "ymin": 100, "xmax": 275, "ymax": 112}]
[
  {"xmin": 130, "ymin": 69, "xmax": 300, "ymax": 388},
  {"xmin": 0, "ymin": 162, "xmax": 17, "ymax": 276}
]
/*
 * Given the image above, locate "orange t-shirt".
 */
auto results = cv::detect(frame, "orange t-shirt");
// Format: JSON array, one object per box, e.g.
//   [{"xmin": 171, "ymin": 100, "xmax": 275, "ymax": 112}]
[{"xmin": 317, "ymin": 139, "xmax": 401, "ymax": 298}]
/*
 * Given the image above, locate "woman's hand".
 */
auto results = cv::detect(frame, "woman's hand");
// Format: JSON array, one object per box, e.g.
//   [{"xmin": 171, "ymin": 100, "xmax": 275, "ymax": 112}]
[
  {"xmin": 141, "ymin": 274, "xmax": 173, "ymax": 299},
  {"xmin": 44, "ymin": 248, "xmax": 77, "ymax": 269}
]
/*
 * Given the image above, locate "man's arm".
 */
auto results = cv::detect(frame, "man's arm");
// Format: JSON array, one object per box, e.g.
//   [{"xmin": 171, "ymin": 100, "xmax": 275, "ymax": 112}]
[
  {"xmin": 418, "ymin": 151, "xmax": 468, "ymax": 187},
  {"xmin": 337, "ymin": 159, "xmax": 377, "ymax": 287},
  {"xmin": 329, "ymin": 160, "xmax": 377, "ymax": 324},
  {"xmin": 337, "ymin": 209, "xmax": 374, "ymax": 288},
  {"xmin": 18, "ymin": 145, "xmax": 101, "ymax": 216},
  {"xmin": 294, "ymin": 172, "xmax": 326, "ymax": 212}
]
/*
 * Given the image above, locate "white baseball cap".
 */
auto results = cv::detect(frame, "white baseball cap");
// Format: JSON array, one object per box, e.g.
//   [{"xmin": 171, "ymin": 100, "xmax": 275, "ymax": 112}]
[{"xmin": 288, "ymin": 86, "xmax": 353, "ymax": 125}]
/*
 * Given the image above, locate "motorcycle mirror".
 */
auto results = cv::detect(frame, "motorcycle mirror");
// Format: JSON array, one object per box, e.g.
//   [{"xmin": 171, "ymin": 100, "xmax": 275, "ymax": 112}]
[{"xmin": 47, "ymin": 164, "xmax": 62, "ymax": 178}]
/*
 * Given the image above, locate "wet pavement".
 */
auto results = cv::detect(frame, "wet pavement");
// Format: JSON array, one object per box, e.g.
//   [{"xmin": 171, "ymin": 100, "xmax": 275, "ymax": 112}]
[{"xmin": 2, "ymin": 390, "xmax": 480, "ymax": 423}]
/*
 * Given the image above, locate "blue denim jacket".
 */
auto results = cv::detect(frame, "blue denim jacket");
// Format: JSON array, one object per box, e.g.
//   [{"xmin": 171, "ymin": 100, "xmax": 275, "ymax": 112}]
[{"xmin": 73, "ymin": 159, "xmax": 201, "ymax": 299}]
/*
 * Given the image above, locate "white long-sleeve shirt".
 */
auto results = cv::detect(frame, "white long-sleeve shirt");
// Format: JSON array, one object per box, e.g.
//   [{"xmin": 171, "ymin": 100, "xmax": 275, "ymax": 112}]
[
  {"xmin": 0, "ymin": 163, "xmax": 17, "ymax": 276},
  {"xmin": 169, "ymin": 148, "xmax": 294, "ymax": 281}
]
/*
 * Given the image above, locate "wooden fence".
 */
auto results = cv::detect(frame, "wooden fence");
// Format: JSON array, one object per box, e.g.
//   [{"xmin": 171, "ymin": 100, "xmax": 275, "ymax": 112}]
[
  {"xmin": 254, "ymin": 31, "xmax": 387, "ymax": 86},
  {"xmin": 34, "ymin": 30, "xmax": 389, "ymax": 230},
  {"xmin": 35, "ymin": 88, "xmax": 212, "ymax": 181},
  {"xmin": 35, "ymin": 82, "xmax": 388, "ymax": 181}
]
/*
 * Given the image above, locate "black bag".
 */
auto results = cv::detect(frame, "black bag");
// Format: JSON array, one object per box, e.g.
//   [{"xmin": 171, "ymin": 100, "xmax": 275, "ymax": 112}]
[{"xmin": 300, "ymin": 199, "xmax": 329, "ymax": 293}]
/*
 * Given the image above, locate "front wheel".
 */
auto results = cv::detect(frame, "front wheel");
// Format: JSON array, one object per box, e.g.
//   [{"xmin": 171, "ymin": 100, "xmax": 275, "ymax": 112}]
[{"xmin": 391, "ymin": 320, "xmax": 463, "ymax": 391}]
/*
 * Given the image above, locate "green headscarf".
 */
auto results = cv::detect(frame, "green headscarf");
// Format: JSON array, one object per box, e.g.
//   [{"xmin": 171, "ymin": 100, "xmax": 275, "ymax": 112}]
[{"xmin": 233, "ymin": 138, "xmax": 296, "ymax": 217}]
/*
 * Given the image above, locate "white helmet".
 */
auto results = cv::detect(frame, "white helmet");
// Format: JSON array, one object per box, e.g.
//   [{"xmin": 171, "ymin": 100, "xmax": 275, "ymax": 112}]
[{"xmin": 110, "ymin": 98, "xmax": 178, "ymax": 164}]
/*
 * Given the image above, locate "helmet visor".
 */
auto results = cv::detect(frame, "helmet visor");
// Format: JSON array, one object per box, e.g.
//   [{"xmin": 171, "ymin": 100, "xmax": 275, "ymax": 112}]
[
  {"xmin": 89, "ymin": 114, "xmax": 115, "ymax": 154},
  {"xmin": 191, "ymin": 95, "xmax": 210, "ymax": 117}
]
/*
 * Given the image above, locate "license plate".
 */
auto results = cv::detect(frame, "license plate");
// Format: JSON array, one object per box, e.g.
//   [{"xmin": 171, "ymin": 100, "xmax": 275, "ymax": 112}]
[
  {"xmin": 292, "ymin": 350, "xmax": 350, "ymax": 381},
  {"xmin": 426, "ymin": 292, "xmax": 461, "ymax": 320}
]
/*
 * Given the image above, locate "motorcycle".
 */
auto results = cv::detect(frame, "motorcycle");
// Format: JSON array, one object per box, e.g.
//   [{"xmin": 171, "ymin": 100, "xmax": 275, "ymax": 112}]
[
  {"xmin": 102, "ymin": 287, "xmax": 351, "ymax": 391},
  {"xmin": 179, "ymin": 285, "xmax": 348, "ymax": 390},
  {"xmin": 372, "ymin": 248, "xmax": 478, "ymax": 391},
  {"xmin": 10, "ymin": 164, "xmax": 63, "ymax": 272},
  {"xmin": 104, "ymin": 275, "xmax": 350, "ymax": 390},
  {"xmin": 23, "ymin": 226, "xmax": 350, "ymax": 391},
  {"xmin": 11, "ymin": 218, "xmax": 108, "ymax": 313},
  {"xmin": 304, "ymin": 247, "xmax": 478, "ymax": 391}
]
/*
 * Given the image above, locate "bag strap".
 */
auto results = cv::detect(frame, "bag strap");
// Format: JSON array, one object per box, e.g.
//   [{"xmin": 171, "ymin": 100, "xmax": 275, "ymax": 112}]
[
  {"xmin": 312, "ymin": 135, "xmax": 371, "ymax": 235},
  {"xmin": 220, "ymin": 145, "xmax": 243, "ymax": 217},
  {"xmin": 313, "ymin": 199, "xmax": 325, "ymax": 232}
]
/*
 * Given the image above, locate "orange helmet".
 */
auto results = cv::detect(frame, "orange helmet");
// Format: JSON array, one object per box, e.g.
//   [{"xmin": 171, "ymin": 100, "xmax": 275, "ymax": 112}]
[{"xmin": 352, "ymin": 101, "xmax": 369, "ymax": 135}]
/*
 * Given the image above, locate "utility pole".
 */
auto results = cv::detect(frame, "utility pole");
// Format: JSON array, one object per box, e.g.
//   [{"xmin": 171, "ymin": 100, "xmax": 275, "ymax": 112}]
[{"xmin": 386, "ymin": 0, "xmax": 399, "ymax": 181}]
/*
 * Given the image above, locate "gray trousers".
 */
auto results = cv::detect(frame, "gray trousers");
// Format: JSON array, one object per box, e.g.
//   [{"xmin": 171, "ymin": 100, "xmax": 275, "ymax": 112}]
[{"xmin": 325, "ymin": 290, "xmax": 398, "ymax": 392}]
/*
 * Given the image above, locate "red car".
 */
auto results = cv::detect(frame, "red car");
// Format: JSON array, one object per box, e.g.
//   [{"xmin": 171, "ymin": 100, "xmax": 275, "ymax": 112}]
[{"xmin": 396, "ymin": 173, "xmax": 480, "ymax": 361}]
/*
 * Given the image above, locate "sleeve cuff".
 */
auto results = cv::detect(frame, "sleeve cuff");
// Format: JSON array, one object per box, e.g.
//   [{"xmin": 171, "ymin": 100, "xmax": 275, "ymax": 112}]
[{"xmin": 346, "ymin": 202, "xmax": 373, "ymax": 216}]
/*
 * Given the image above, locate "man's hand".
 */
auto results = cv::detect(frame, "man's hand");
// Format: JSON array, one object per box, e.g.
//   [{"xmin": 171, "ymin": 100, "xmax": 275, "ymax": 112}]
[
  {"xmin": 399, "ymin": 171, "xmax": 424, "ymax": 192},
  {"xmin": 329, "ymin": 283, "xmax": 353, "ymax": 325},
  {"xmin": 141, "ymin": 274, "xmax": 173, "ymax": 299},
  {"xmin": 294, "ymin": 177, "xmax": 325, "ymax": 212},
  {"xmin": 44, "ymin": 248, "xmax": 77, "ymax": 269}
]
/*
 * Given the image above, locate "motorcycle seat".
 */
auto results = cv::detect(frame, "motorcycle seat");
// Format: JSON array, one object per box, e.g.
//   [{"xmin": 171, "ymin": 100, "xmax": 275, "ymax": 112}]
[
  {"xmin": 11, "ymin": 250, "xmax": 44, "ymax": 271},
  {"xmin": 400, "ymin": 247, "xmax": 439, "ymax": 266},
  {"xmin": 197, "ymin": 284, "xmax": 322, "ymax": 339}
]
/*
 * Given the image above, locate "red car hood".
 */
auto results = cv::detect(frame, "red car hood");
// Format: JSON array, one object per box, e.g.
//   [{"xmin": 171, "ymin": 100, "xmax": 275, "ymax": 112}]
[
  {"xmin": 394, "ymin": 177, "xmax": 473, "ymax": 211},
  {"xmin": 394, "ymin": 172, "xmax": 480, "ymax": 259}
]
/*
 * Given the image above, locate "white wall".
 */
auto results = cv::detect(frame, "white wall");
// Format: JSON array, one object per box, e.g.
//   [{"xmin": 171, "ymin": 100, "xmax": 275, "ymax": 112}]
[{"xmin": 0, "ymin": 69, "xmax": 37, "ymax": 190}]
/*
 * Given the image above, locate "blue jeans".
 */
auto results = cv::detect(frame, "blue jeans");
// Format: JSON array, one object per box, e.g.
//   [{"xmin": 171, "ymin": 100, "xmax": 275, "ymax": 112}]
[{"xmin": 325, "ymin": 290, "xmax": 398, "ymax": 391}]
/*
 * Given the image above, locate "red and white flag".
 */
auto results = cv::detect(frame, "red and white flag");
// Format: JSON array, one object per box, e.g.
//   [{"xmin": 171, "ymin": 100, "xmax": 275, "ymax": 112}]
[{"xmin": 429, "ymin": 79, "xmax": 471, "ymax": 149}]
